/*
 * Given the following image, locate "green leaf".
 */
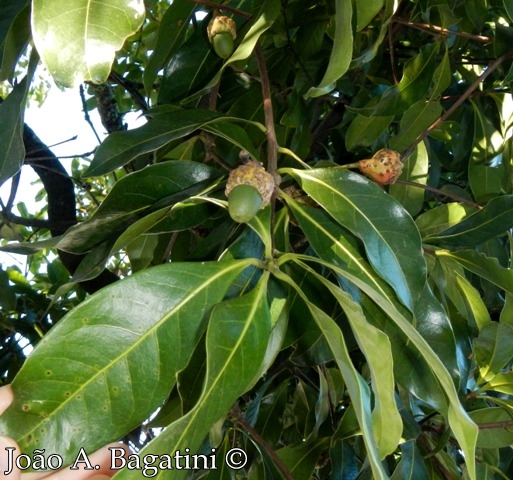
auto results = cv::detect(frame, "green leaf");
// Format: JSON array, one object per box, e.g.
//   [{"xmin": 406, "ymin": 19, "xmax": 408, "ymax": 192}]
[
  {"xmin": 307, "ymin": 267, "xmax": 403, "ymax": 458},
  {"xmin": 391, "ymin": 440, "xmax": 429, "ymax": 480},
  {"xmin": 86, "ymin": 111, "xmax": 261, "ymax": 176},
  {"xmin": 31, "ymin": 0, "xmax": 145, "ymax": 87},
  {"xmin": 389, "ymin": 141, "xmax": 429, "ymax": 216},
  {"xmin": 435, "ymin": 250, "xmax": 513, "ymax": 296},
  {"xmin": 306, "ymin": 0, "xmax": 353, "ymax": 98},
  {"xmin": 415, "ymin": 203, "xmax": 475, "ymax": 239},
  {"xmin": 283, "ymin": 167, "xmax": 426, "ymax": 311},
  {"xmin": 473, "ymin": 322, "xmax": 513, "ymax": 381},
  {"xmin": 115, "ymin": 271, "xmax": 271, "ymax": 480},
  {"xmin": 345, "ymin": 114, "xmax": 394, "ymax": 151},
  {"xmin": 206, "ymin": 0, "xmax": 281, "ymax": 89},
  {"xmin": 389, "ymin": 101, "xmax": 442, "ymax": 153},
  {"xmin": 158, "ymin": 17, "xmax": 221, "ymax": 104},
  {"xmin": 0, "ymin": 2, "xmax": 30, "ymax": 82},
  {"xmin": 274, "ymin": 270, "xmax": 389, "ymax": 480},
  {"xmin": 427, "ymin": 196, "xmax": 513, "ymax": 247},
  {"xmin": 0, "ymin": 51, "xmax": 37, "ymax": 186},
  {"xmin": 469, "ymin": 407, "xmax": 513, "ymax": 449},
  {"xmin": 0, "ymin": 259, "xmax": 254, "ymax": 466},
  {"xmin": 277, "ymin": 438, "xmax": 330, "ymax": 478},
  {"xmin": 143, "ymin": 0, "xmax": 196, "ymax": 96},
  {"xmin": 353, "ymin": 43, "xmax": 439, "ymax": 116},
  {"xmin": 59, "ymin": 161, "xmax": 220, "ymax": 253},
  {"xmin": 355, "ymin": 0, "xmax": 384, "ymax": 31}
]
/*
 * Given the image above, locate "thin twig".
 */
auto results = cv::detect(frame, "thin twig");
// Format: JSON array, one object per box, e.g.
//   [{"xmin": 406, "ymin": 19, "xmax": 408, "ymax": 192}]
[
  {"xmin": 189, "ymin": 0, "xmax": 252, "ymax": 19},
  {"xmin": 402, "ymin": 48, "xmax": 513, "ymax": 160},
  {"xmin": 231, "ymin": 409, "xmax": 295, "ymax": 480},
  {"xmin": 393, "ymin": 17, "xmax": 492, "ymax": 43},
  {"xmin": 255, "ymin": 44, "xmax": 278, "ymax": 176},
  {"xmin": 79, "ymin": 84, "xmax": 102, "ymax": 144},
  {"xmin": 395, "ymin": 179, "xmax": 482, "ymax": 209}
]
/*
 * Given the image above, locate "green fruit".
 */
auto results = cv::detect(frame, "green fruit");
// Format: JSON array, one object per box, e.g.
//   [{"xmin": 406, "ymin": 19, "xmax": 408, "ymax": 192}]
[
  {"xmin": 212, "ymin": 32, "xmax": 234, "ymax": 59},
  {"xmin": 228, "ymin": 184, "xmax": 263, "ymax": 223}
]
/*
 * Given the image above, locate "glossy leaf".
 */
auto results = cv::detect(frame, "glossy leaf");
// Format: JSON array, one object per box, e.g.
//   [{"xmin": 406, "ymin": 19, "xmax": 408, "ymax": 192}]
[
  {"xmin": 115, "ymin": 272, "xmax": 271, "ymax": 480},
  {"xmin": 415, "ymin": 203, "xmax": 475, "ymax": 239},
  {"xmin": 0, "ymin": 2, "xmax": 30, "ymax": 81},
  {"xmin": 86, "ymin": 111, "xmax": 260, "ymax": 176},
  {"xmin": 59, "ymin": 161, "xmax": 220, "ymax": 253},
  {"xmin": 389, "ymin": 141, "xmax": 429, "ymax": 216},
  {"xmin": 425, "ymin": 196, "xmax": 513, "ymax": 247},
  {"xmin": 345, "ymin": 114, "xmax": 394, "ymax": 151},
  {"xmin": 470, "ymin": 408, "xmax": 513, "ymax": 448},
  {"xmin": 355, "ymin": 0, "xmax": 383, "ymax": 31},
  {"xmin": 0, "ymin": 259, "xmax": 254, "ymax": 466},
  {"xmin": 274, "ymin": 270, "xmax": 389, "ymax": 480},
  {"xmin": 283, "ymin": 167, "xmax": 426, "ymax": 311},
  {"xmin": 391, "ymin": 440, "xmax": 429, "ymax": 480},
  {"xmin": 284, "ymin": 196, "xmax": 456, "ymax": 404},
  {"xmin": 354, "ymin": 43, "xmax": 439, "ymax": 116},
  {"xmin": 143, "ymin": 0, "xmax": 196, "ymax": 95},
  {"xmin": 473, "ymin": 322, "xmax": 513, "ymax": 382},
  {"xmin": 206, "ymin": 0, "xmax": 281, "ymax": 88},
  {"xmin": 307, "ymin": 267, "xmax": 402, "ymax": 458},
  {"xmin": 436, "ymin": 249, "xmax": 513, "ymax": 296},
  {"xmin": 31, "ymin": 0, "xmax": 145, "ymax": 87},
  {"xmin": 306, "ymin": 0, "xmax": 352, "ymax": 98}
]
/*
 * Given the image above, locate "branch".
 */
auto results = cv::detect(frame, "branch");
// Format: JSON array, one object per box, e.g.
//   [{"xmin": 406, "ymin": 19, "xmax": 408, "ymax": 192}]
[
  {"xmin": 255, "ymin": 43, "xmax": 278, "ymax": 175},
  {"xmin": 393, "ymin": 17, "xmax": 492, "ymax": 43},
  {"xmin": 402, "ymin": 48, "xmax": 513, "ymax": 160},
  {"xmin": 231, "ymin": 408, "xmax": 295, "ymax": 480}
]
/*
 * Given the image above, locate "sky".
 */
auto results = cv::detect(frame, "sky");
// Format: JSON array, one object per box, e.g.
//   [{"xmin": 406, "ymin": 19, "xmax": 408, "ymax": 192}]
[{"xmin": 0, "ymin": 74, "xmax": 144, "ymax": 270}]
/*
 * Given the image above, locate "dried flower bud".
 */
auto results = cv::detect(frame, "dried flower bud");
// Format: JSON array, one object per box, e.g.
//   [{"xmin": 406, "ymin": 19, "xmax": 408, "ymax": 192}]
[
  {"xmin": 207, "ymin": 15, "xmax": 236, "ymax": 59},
  {"xmin": 225, "ymin": 161, "xmax": 275, "ymax": 223},
  {"xmin": 358, "ymin": 149, "xmax": 403, "ymax": 185}
]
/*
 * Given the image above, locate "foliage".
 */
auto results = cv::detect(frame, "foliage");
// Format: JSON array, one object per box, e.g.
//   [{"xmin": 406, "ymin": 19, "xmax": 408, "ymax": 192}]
[{"xmin": 2, "ymin": 0, "xmax": 513, "ymax": 478}]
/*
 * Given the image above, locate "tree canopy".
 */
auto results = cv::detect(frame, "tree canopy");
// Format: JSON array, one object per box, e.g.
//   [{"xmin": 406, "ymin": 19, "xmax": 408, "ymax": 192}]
[{"xmin": 2, "ymin": 0, "xmax": 513, "ymax": 478}]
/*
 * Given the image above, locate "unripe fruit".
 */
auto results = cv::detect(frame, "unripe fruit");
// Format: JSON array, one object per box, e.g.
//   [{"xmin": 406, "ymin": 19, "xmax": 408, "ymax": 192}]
[
  {"xmin": 225, "ymin": 161, "xmax": 276, "ymax": 223},
  {"xmin": 357, "ymin": 148, "xmax": 403, "ymax": 185},
  {"xmin": 228, "ymin": 185, "xmax": 263, "ymax": 223},
  {"xmin": 212, "ymin": 32, "xmax": 234, "ymax": 59},
  {"xmin": 207, "ymin": 15, "xmax": 236, "ymax": 59}
]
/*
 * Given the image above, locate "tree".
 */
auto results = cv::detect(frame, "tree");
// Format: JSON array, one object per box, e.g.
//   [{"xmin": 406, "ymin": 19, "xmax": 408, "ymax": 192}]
[{"xmin": 1, "ymin": 0, "xmax": 513, "ymax": 478}]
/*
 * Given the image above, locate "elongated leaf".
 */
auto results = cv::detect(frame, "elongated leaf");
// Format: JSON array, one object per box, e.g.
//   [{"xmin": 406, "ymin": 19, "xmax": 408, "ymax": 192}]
[
  {"xmin": 283, "ymin": 167, "xmax": 426, "ymax": 311},
  {"xmin": 0, "ymin": 2, "xmax": 30, "ymax": 81},
  {"xmin": 59, "ymin": 161, "xmax": 220, "ymax": 253},
  {"xmin": 389, "ymin": 141, "xmax": 429, "ymax": 216},
  {"xmin": 285, "ymin": 197, "xmax": 460, "ymax": 398},
  {"xmin": 143, "ymin": 0, "xmax": 196, "ymax": 95},
  {"xmin": 277, "ymin": 438, "xmax": 330, "ymax": 478},
  {"xmin": 436, "ymin": 249, "xmax": 513, "ymax": 295},
  {"xmin": 206, "ymin": 0, "xmax": 281, "ymax": 89},
  {"xmin": 306, "ymin": 0, "xmax": 352, "ymax": 98},
  {"xmin": 31, "ymin": 0, "xmax": 145, "ymax": 87},
  {"xmin": 353, "ymin": 43, "xmax": 439, "ymax": 116},
  {"xmin": 469, "ymin": 407, "xmax": 513, "ymax": 448},
  {"xmin": 306, "ymin": 267, "xmax": 402, "ymax": 458},
  {"xmin": 391, "ymin": 441, "xmax": 429, "ymax": 480},
  {"xmin": 0, "ymin": 259, "xmax": 254, "ymax": 466},
  {"xmin": 0, "ymin": 52, "xmax": 36, "ymax": 186},
  {"xmin": 355, "ymin": 0, "xmax": 383, "ymax": 31},
  {"xmin": 345, "ymin": 113, "xmax": 394, "ymax": 151},
  {"xmin": 426, "ymin": 196, "xmax": 513, "ymax": 246},
  {"xmin": 415, "ymin": 203, "xmax": 475, "ymax": 239},
  {"xmin": 86, "ymin": 111, "xmax": 260, "ymax": 176},
  {"xmin": 474, "ymin": 322, "xmax": 513, "ymax": 381},
  {"xmin": 115, "ymin": 272, "xmax": 271, "ymax": 480},
  {"xmin": 274, "ymin": 270, "xmax": 389, "ymax": 480},
  {"xmin": 283, "ymin": 254, "xmax": 478, "ymax": 479}
]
